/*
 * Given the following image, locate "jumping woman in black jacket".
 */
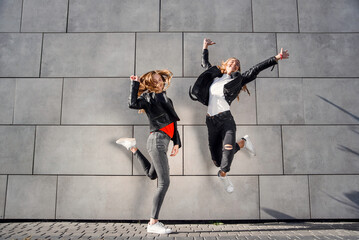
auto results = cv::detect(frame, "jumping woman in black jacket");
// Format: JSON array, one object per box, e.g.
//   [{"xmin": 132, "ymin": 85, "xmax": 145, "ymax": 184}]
[
  {"xmin": 189, "ymin": 38, "xmax": 289, "ymax": 193},
  {"xmin": 116, "ymin": 70, "xmax": 181, "ymax": 234}
]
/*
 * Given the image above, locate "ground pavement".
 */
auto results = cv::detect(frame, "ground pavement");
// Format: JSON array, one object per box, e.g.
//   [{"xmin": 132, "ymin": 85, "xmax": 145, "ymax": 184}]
[{"xmin": 0, "ymin": 221, "xmax": 358, "ymax": 240}]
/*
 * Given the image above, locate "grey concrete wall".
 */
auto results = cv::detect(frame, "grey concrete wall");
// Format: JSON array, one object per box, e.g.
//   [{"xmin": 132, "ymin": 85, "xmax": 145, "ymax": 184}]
[{"xmin": 0, "ymin": 0, "xmax": 358, "ymax": 220}]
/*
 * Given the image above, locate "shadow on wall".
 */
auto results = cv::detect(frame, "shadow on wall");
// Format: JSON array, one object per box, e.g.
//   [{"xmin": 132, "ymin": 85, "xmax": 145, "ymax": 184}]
[
  {"xmin": 317, "ymin": 96, "xmax": 359, "ymax": 158},
  {"xmin": 261, "ymin": 208, "xmax": 295, "ymax": 219},
  {"xmin": 316, "ymin": 95, "xmax": 359, "ymax": 122},
  {"xmin": 323, "ymin": 190, "xmax": 359, "ymax": 215}
]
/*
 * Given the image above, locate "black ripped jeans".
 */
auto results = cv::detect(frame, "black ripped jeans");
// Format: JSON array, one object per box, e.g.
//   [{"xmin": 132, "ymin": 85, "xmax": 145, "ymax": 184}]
[{"xmin": 206, "ymin": 111, "xmax": 240, "ymax": 173}]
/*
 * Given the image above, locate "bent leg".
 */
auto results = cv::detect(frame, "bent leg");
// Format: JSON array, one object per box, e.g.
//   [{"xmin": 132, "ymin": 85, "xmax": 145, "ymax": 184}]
[{"xmin": 134, "ymin": 150, "xmax": 157, "ymax": 180}]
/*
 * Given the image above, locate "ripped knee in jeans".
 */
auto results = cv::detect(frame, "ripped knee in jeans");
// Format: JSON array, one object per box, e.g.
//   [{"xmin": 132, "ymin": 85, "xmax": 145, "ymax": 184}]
[{"xmin": 224, "ymin": 144, "xmax": 233, "ymax": 150}]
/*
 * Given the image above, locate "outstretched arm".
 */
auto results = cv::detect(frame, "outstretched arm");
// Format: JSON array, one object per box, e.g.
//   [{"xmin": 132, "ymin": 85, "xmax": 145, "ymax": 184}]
[
  {"xmin": 201, "ymin": 38, "xmax": 215, "ymax": 69},
  {"xmin": 242, "ymin": 48, "xmax": 289, "ymax": 85}
]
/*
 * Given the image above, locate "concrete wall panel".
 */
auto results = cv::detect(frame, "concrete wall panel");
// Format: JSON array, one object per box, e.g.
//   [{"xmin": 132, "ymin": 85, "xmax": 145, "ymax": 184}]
[
  {"xmin": 161, "ymin": 176, "xmax": 259, "ymax": 220},
  {"xmin": 56, "ymin": 176, "xmax": 155, "ymax": 219},
  {"xmin": 0, "ymin": 126, "xmax": 35, "ymax": 174},
  {"xmin": 0, "ymin": 175, "xmax": 7, "ymax": 219},
  {"xmin": 257, "ymin": 78, "xmax": 304, "ymax": 124},
  {"xmin": 34, "ymin": 126, "xmax": 133, "ymax": 175},
  {"xmin": 161, "ymin": 0, "xmax": 252, "ymax": 32},
  {"xmin": 253, "ymin": 0, "xmax": 298, "ymax": 32},
  {"xmin": 283, "ymin": 126, "xmax": 359, "ymax": 174},
  {"xmin": 5, "ymin": 175, "xmax": 56, "ymax": 219},
  {"xmin": 0, "ymin": 79, "xmax": 15, "ymax": 124},
  {"xmin": 62, "ymin": 78, "xmax": 147, "ymax": 125},
  {"xmin": 260, "ymin": 176, "xmax": 310, "ymax": 219},
  {"xmin": 298, "ymin": 0, "xmax": 359, "ymax": 32},
  {"xmin": 303, "ymin": 78, "xmax": 359, "ymax": 124},
  {"xmin": 184, "ymin": 33, "xmax": 278, "ymax": 77},
  {"xmin": 22, "ymin": 0, "xmax": 68, "ymax": 32},
  {"xmin": 41, "ymin": 33, "xmax": 135, "ymax": 77},
  {"xmin": 310, "ymin": 175, "xmax": 359, "ymax": 219},
  {"xmin": 0, "ymin": 0, "xmax": 22, "ymax": 32},
  {"xmin": 0, "ymin": 33, "xmax": 42, "ymax": 77},
  {"xmin": 68, "ymin": 0, "xmax": 159, "ymax": 32},
  {"xmin": 14, "ymin": 78, "xmax": 62, "ymax": 124},
  {"xmin": 277, "ymin": 34, "xmax": 359, "ymax": 77},
  {"xmin": 184, "ymin": 126, "xmax": 283, "ymax": 175},
  {"xmin": 136, "ymin": 33, "xmax": 182, "ymax": 77},
  {"xmin": 133, "ymin": 126, "xmax": 183, "ymax": 176},
  {"xmin": 167, "ymin": 78, "xmax": 256, "ymax": 125}
]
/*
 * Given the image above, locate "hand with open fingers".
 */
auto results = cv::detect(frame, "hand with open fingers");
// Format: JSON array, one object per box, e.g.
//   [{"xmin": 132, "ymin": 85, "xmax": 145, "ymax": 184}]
[
  {"xmin": 170, "ymin": 145, "xmax": 179, "ymax": 156},
  {"xmin": 130, "ymin": 75, "xmax": 139, "ymax": 81},
  {"xmin": 203, "ymin": 38, "xmax": 216, "ymax": 49},
  {"xmin": 276, "ymin": 48, "xmax": 289, "ymax": 61}
]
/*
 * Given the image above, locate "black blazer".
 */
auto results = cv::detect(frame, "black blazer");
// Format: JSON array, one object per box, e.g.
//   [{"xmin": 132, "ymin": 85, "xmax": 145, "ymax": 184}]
[
  {"xmin": 129, "ymin": 80, "xmax": 181, "ymax": 148},
  {"xmin": 189, "ymin": 49, "xmax": 278, "ymax": 106}
]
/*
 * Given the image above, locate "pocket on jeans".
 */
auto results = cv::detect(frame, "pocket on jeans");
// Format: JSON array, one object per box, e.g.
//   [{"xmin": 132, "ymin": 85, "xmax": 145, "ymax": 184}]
[{"xmin": 156, "ymin": 144, "xmax": 166, "ymax": 151}]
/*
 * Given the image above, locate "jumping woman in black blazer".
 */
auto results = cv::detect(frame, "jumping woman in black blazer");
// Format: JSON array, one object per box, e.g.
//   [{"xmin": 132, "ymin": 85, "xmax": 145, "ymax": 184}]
[
  {"xmin": 189, "ymin": 38, "xmax": 289, "ymax": 193},
  {"xmin": 117, "ymin": 70, "xmax": 181, "ymax": 234}
]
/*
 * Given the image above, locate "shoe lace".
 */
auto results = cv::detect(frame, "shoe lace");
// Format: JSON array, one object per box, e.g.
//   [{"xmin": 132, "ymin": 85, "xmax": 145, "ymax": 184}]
[{"xmin": 157, "ymin": 222, "xmax": 165, "ymax": 227}]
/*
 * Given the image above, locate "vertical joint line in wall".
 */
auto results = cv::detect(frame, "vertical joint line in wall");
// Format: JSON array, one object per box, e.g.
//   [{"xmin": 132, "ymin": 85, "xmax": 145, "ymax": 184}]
[
  {"xmin": 275, "ymin": 33, "xmax": 279, "ymax": 77},
  {"xmin": 250, "ymin": 0, "xmax": 254, "ymax": 32},
  {"xmin": 60, "ymin": 78, "xmax": 65, "ymax": 125},
  {"xmin": 3, "ymin": 175, "xmax": 9, "ymax": 219},
  {"xmin": 132, "ymin": 125, "xmax": 134, "ymax": 175},
  {"xmin": 182, "ymin": 32, "xmax": 184, "ymax": 77},
  {"xmin": 255, "ymin": 81, "xmax": 258, "ymax": 125},
  {"xmin": 32, "ymin": 126, "xmax": 37, "ymax": 175},
  {"xmin": 39, "ymin": 33, "xmax": 44, "ymax": 78},
  {"xmin": 258, "ymin": 175, "xmax": 261, "ymax": 219},
  {"xmin": 20, "ymin": 0, "xmax": 24, "ymax": 32},
  {"xmin": 134, "ymin": 33, "xmax": 137, "ymax": 75},
  {"xmin": 159, "ymin": 0, "xmax": 161, "ymax": 32},
  {"xmin": 54, "ymin": 175, "xmax": 59, "ymax": 219},
  {"xmin": 307, "ymin": 175, "xmax": 312, "ymax": 219},
  {"xmin": 66, "ymin": 0, "xmax": 70, "ymax": 33},
  {"xmin": 182, "ymin": 125, "xmax": 184, "ymax": 175},
  {"xmin": 296, "ymin": 0, "xmax": 300, "ymax": 33},
  {"xmin": 280, "ymin": 125, "xmax": 284, "ymax": 175}
]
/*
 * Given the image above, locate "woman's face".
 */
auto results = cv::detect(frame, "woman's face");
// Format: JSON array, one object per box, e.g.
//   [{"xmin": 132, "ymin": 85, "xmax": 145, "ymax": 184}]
[
  {"xmin": 152, "ymin": 73, "xmax": 164, "ymax": 92},
  {"xmin": 225, "ymin": 59, "xmax": 240, "ymax": 74}
]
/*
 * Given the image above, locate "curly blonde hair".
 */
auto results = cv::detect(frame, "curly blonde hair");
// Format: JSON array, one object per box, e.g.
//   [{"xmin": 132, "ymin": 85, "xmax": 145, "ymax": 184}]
[
  {"xmin": 218, "ymin": 58, "xmax": 250, "ymax": 99},
  {"xmin": 137, "ymin": 69, "xmax": 173, "ymax": 113}
]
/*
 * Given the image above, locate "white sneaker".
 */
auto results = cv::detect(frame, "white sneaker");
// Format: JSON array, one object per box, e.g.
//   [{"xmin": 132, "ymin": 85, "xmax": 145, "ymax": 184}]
[
  {"xmin": 147, "ymin": 222, "xmax": 172, "ymax": 234},
  {"xmin": 243, "ymin": 135, "xmax": 256, "ymax": 156},
  {"xmin": 115, "ymin": 138, "xmax": 136, "ymax": 150},
  {"xmin": 219, "ymin": 174, "xmax": 234, "ymax": 193}
]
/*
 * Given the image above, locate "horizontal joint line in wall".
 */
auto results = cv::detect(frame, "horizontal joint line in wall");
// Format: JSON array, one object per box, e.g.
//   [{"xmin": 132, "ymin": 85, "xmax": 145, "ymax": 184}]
[
  {"xmin": 2, "ymin": 31, "xmax": 359, "ymax": 34},
  {"xmin": 3, "ymin": 173, "xmax": 359, "ymax": 177},
  {"xmin": 1, "ymin": 124, "xmax": 359, "ymax": 127}
]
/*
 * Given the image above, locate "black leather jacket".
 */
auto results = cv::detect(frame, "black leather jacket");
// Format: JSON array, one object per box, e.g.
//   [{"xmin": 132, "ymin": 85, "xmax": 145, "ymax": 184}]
[
  {"xmin": 128, "ymin": 80, "xmax": 181, "ymax": 148},
  {"xmin": 189, "ymin": 49, "xmax": 278, "ymax": 106}
]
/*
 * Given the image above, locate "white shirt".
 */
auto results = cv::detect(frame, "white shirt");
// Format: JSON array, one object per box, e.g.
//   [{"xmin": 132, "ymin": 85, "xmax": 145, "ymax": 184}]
[{"xmin": 207, "ymin": 74, "xmax": 232, "ymax": 116}]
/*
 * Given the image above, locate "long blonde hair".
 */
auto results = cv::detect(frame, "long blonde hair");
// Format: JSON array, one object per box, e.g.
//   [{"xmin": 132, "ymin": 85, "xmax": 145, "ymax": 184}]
[
  {"xmin": 137, "ymin": 69, "xmax": 173, "ymax": 113},
  {"xmin": 218, "ymin": 58, "xmax": 250, "ymax": 99}
]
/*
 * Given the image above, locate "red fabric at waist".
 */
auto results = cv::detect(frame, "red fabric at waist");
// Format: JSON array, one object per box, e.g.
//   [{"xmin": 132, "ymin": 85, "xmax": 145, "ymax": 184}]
[{"xmin": 159, "ymin": 122, "xmax": 174, "ymax": 138}]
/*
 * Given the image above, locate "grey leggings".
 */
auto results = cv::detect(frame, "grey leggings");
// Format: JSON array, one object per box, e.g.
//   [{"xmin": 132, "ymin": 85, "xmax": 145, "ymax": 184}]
[{"xmin": 134, "ymin": 131, "xmax": 170, "ymax": 219}]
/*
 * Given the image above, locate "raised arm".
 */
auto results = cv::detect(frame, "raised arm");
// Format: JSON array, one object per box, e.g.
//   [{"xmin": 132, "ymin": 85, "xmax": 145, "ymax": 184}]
[
  {"xmin": 128, "ymin": 75, "xmax": 147, "ymax": 109},
  {"xmin": 242, "ymin": 48, "xmax": 289, "ymax": 85},
  {"xmin": 201, "ymin": 38, "xmax": 215, "ymax": 69}
]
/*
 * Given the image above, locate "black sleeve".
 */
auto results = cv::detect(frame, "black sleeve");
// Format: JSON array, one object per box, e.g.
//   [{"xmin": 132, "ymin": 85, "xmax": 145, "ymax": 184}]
[
  {"xmin": 241, "ymin": 56, "xmax": 278, "ymax": 85},
  {"xmin": 128, "ymin": 80, "xmax": 147, "ymax": 109},
  {"xmin": 171, "ymin": 121, "xmax": 182, "ymax": 148},
  {"xmin": 201, "ymin": 49, "xmax": 212, "ymax": 70}
]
